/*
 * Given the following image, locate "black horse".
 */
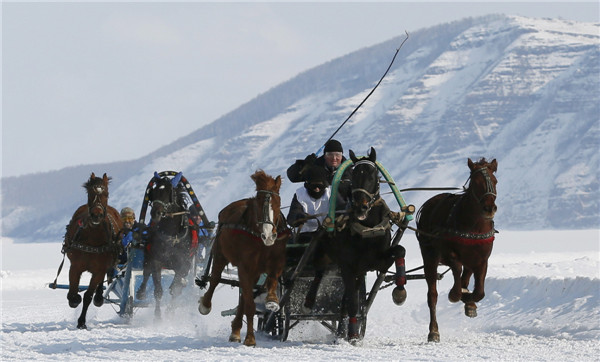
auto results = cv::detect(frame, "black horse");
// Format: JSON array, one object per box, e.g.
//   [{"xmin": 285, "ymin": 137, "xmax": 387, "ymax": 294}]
[
  {"xmin": 136, "ymin": 172, "xmax": 196, "ymax": 317},
  {"xmin": 324, "ymin": 147, "xmax": 407, "ymax": 342}
]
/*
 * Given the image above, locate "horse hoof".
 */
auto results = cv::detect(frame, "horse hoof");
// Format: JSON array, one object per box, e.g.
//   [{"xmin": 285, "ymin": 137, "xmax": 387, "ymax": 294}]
[
  {"xmin": 427, "ymin": 332, "xmax": 440, "ymax": 343},
  {"xmin": 77, "ymin": 323, "xmax": 87, "ymax": 330},
  {"xmin": 347, "ymin": 333, "xmax": 361, "ymax": 345},
  {"xmin": 265, "ymin": 301, "xmax": 280, "ymax": 312},
  {"xmin": 93, "ymin": 295, "xmax": 104, "ymax": 307},
  {"xmin": 136, "ymin": 289, "xmax": 146, "ymax": 300},
  {"xmin": 198, "ymin": 297, "xmax": 211, "ymax": 315},
  {"xmin": 465, "ymin": 304, "xmax": 478, "ymax": 318},
  {"xmin": 229, "ymin": 334, "xmax": 241, "ymax": 343},
  {"xmin": 68, "ymin": 294, "xmax": 82, "ymax": 308},
  {"xmin": 392, "ymin": 287, "xmax": 407, "ymax": 306},
  {"xmin": 243, "ymin": 338, "xmax": 256, "ymax": 347},
  {"xmin": 448, "ymin": 290, "xmax": 462, "ymax": 303}
]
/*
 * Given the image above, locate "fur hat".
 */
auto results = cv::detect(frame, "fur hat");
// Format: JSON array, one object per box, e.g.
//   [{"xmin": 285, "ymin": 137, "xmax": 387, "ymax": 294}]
[{"xmin": 324, "ymin": 139, "xmax": 343, "ymax": 153}]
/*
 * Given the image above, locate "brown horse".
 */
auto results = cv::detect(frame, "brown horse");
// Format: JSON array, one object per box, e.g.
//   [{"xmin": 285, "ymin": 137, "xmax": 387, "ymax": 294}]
[
  {"xmin": 63, "ymin": 173, "xmax": 123, "ymax": 329},
  {"xmin": 198, "ymin": 170, "xmax": 290, "ymax": 346},
  {"xmin": 416, "ymin": 158, "xmax": 498, "ymax": 342}
]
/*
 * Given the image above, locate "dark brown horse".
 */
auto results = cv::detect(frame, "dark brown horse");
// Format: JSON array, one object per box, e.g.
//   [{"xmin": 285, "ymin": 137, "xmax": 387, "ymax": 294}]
[
  {"xmin": 136, "ymin": 172, "xmax": 195, "ymax": 318},
  {"xmin": 324, "ymin": 148, "xmax": 407, "ymax": 343},
  {"xmin": 416, "ymin": 158, "xmax": 498, "ymax": 342},
  {"xmin": 198, "ymin": 170, "xmax": 290, "ymax": 346},
  {"xmin": 63, "ymin": 173, "xmax": 123, "ymax": 329}
]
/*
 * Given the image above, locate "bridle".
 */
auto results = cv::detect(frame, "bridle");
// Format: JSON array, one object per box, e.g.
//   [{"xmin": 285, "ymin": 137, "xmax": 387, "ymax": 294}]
[
  {"xmin": 465, "ymin": 166, "xmax": 497, "ymax": 205},
  {"xmin": 88, "ymin": 183, "xmax": 107, "ymax": 226},
  {"xmin": 256, "ymin": 189, "xmax": 280, "ymax": 241},
  {"xmin": 351, "ymin": 159, "xmax": 380, "ymax": 216}
]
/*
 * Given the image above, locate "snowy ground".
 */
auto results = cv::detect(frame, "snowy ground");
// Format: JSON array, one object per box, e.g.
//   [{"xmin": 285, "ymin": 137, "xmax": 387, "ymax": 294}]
[{"xmin": 2, "ymin": 229, "xmax": 599, "ymax": 361}]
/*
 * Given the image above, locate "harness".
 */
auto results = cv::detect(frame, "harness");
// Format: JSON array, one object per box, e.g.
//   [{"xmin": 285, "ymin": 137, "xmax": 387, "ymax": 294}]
[
  {"xmin": 63, "ymin": 213, "xmax": 121, "ymax": 254},
  {"xmin": 422, "ymin": 166, "xmax": 497, "ymax": 245},
  {"xmin": 219, "ymin": 189, "xmax": 290, "ymax": 243}
]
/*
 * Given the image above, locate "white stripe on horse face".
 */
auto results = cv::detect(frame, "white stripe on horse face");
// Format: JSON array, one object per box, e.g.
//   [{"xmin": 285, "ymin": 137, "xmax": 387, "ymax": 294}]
[{"xmin": 261, "ymin": 201, "xmax": 276, "ymax": 246}]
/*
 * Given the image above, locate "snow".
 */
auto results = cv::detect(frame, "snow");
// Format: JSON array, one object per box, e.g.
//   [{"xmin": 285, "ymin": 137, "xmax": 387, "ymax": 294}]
[{"xmin": 2, "ymin": 229, "xmax": 599, "ymax": 360}]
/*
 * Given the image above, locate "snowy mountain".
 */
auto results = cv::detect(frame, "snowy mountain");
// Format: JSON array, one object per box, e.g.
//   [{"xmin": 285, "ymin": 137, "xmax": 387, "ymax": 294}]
[{"xmin": 2, "ymin": 15, "xmax": 599, "ymax": 242}]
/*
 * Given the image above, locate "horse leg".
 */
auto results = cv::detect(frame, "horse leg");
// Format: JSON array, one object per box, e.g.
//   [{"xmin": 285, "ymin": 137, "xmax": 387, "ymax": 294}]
[
  {"xmin": 341, "ymin": 269, "xmax": 360, "ymax": 343},
  {"xmin": 151, "ymin": 268, "xmax": 163, "ymax": 319},
  {"xmin": 93, "ymin": 282, "xmax": 104, "ymax": 307},
  {"xmin": 302, "ymin": 268, "xmax": 324, "ymax": 313},
  {"xmin": 390, "ymin": 245, "xmax": 407, "ymax": 306},
  {"xmin": 447, "ymin": 254, "xmax": 464, "ymax": 303},
  {"xmin": 67, "ymin": 266, "xmax": 83, "ymax": 308},
  {"xmin": 77, "ymin": 272, "xmax": 104, "ymax": 329},
  {"xmin": 241, "ymin": 272, "xmax": 258, "ymax": 347},
  {"xmin": 136, "ymin": 266, "xmax": 151, "ymax": 300},
  {"xmin": 229, "ymin": 291, "xmax": 243, "ymax": 343},
  {"xmin": 463, "ymin": 263, "xmax": 488, "ymax": 318},
  {"xmin": 424, "ymin": 259, "xmax": 441, "ymax": 342},
  {"xmin": 199, "ymin": 246, "xmax": 227, "ymax": 315},
  {"xmin": 264, "ymin": 273, "xmax": 280, "ymax": 312}
]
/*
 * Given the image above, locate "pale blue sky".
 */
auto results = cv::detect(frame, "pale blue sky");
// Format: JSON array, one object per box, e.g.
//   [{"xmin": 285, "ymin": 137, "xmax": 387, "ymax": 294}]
[{"xmin": 2, "ymin": 1, "xmax": 599, "ymax": 177}]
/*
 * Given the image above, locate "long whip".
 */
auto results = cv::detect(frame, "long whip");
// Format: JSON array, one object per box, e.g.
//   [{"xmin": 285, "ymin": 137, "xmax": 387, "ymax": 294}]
[{"xmin": 316, "ymin": 31, "xmax": 409, "ymax": 156}]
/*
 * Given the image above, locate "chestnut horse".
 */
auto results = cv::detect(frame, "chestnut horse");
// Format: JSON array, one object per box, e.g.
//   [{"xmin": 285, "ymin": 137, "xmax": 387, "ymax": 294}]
[
  {"xmin": 416, "ymin": 158, "xmax": 498, "ymax": 342},
  {"xmin": 63, "ymin": 173, "xmax": 123, "ymax": 329},
  {"xmin": 198, "ymin": 170, "xmax": 290, "ymax": 347}
]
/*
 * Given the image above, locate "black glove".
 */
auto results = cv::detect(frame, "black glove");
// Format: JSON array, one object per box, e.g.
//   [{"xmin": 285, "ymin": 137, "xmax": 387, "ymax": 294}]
[{"xmin": 304, "ymin": 153, "xmax": 318, "ymax": 165}]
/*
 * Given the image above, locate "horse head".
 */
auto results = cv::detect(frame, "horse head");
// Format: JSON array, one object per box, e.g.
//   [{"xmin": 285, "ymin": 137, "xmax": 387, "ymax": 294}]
[
  {"xmin": 149, "ymin": 172, "xmax": 181, "ymax": 223},
  {"xmin": 467, "ymin": 158, "xmax": 498, "ymax": 220},
  {"xmin": 250, "ymin": 170, "xmax": 282, "ymax": 246},
  {"xmin": 84, "ymin": 172, "xmax": 110, "ymax": 225},
  {"xmin": 349, "ymin": 147, "xmax": 380, "ymax": 221}
]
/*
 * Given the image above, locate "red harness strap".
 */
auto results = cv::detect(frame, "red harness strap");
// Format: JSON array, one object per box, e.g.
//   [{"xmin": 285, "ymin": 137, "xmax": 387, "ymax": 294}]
[{"xmin": 446, "ymin": 235, "xmax": 495, "ymax": 245}]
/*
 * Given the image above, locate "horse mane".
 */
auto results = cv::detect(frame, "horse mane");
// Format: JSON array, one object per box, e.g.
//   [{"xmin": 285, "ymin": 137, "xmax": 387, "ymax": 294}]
[{"xmin": 250, "ymin": 170, "xmax": 281, "ymax": 193}]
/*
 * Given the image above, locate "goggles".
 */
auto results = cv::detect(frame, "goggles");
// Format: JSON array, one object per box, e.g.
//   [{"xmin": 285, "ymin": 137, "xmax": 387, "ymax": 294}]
[{"xmin": 325, "ymin": 152, "xmax": 343, "ymax": 158}]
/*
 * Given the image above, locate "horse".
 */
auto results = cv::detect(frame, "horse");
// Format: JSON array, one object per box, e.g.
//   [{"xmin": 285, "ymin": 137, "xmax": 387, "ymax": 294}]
[
  {"xmin": 198, "ymin": 170, "xmax": 290, "ymax": 347},
  {"xmin": 324, "ymin": 148, "xmax": 407, "ymax": 343},
  {"xmin": 416, "ymin": 158, "xmax": 498, "ymax": 342},
  {"xmin": 63, "ymin": 173, "xmax": 123, "ymax": 329},
  {"xmin": 136, "ymin": 172, "xmax": 196, "ymax": 318}
]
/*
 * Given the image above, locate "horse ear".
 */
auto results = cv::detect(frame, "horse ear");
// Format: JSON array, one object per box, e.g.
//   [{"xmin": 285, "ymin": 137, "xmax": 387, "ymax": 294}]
[
  {"xmin": 90, "ymin": 172, "xmax": 96, "ymax": 179},
  {"xmin": 468, "ymin": 158, "xmax": 475, "ymax": 171},
  {"xmin": 102, "ymin": 173, "xmax": 109, "ymax": 184},
  {"xmin": 275, "ymin": 175, "xmax": 282, "ymax": 190},
  {"xmin": 349, "ymin": 150, "xmax": 358, "ymax": 163},
  {"xmin": 490, "ymin": 159, "xmax": 498, "ymax": 172},
  {"xmin": 368, "ymin": 147, "xmax": 376, "ymax": 163}
]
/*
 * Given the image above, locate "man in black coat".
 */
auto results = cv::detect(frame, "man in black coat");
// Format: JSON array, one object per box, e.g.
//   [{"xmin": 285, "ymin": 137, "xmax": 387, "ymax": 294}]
[{"xmin": 286, "ymin": 139, "xmax": 352, "ymax": 209}]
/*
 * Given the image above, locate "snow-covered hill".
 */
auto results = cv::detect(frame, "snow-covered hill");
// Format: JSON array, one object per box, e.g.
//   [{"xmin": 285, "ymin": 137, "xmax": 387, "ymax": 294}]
[{"xmin": 2, "ymin": 15, "xmax": 598, "ymax": 242}]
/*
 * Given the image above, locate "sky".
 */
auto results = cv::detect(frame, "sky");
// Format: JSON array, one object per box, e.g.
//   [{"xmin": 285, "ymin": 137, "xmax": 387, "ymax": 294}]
[{"xmin": 2, "ymin": 1, "xmax": 599, "ymax": 178}]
